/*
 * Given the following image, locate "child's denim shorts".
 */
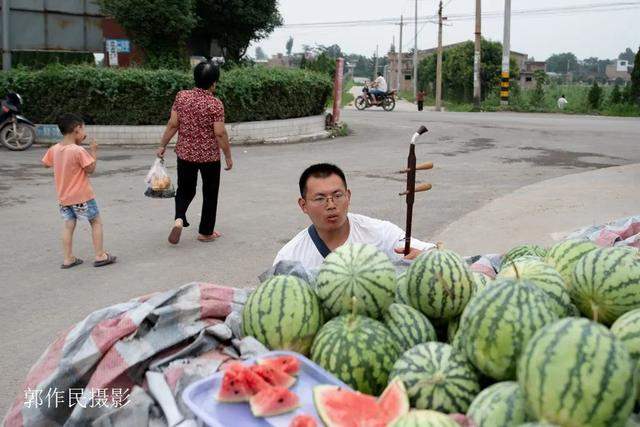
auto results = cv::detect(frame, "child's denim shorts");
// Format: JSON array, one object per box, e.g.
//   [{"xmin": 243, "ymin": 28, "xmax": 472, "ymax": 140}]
[{"xmin": 59, "ymin": 199, "xmax": 100, "ymax": 222}]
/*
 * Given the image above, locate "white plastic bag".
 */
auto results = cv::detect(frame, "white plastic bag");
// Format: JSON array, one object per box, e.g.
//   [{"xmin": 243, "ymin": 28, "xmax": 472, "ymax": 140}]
[{"xmin": 144, "ymin": 158, "xmax": 175, "ymax": 198}]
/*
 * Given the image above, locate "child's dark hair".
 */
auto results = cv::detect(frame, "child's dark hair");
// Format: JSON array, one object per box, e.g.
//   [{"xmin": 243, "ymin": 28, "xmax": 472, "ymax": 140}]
[
  {"xmin": 194, "ymin": 60, "xmax": 220, "ymax": 90},
  {"xmin": 57, "ymin": 113, "xmax": 84, "ymax": 135},
  {"xmin": 299, "ymin": 163, "xmax": 348, "ymax": 197}
]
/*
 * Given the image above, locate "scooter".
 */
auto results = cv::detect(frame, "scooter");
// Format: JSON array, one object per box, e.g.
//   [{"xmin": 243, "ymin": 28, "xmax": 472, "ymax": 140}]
[
  {"xmin": 355, "ymin": 83, "xmax": 397, "ymax": 112},
  {"xmin": 0, "ymin": 92, "xmax": 36, "ymax": 151}
]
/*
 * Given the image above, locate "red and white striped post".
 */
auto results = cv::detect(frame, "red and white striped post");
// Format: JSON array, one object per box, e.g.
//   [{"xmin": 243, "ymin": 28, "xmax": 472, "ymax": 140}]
[{"xmin": 331, "ymin": 58, "xmax": 345, "ymax": 125}]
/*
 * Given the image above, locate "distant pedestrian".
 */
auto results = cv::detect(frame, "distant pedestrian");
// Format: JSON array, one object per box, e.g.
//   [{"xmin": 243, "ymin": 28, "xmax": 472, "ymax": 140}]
[
  {"xmin": 417, "ymin": 90, "xmax": 425, "ymax": 111},
  {"xmin": 157, "ymin": 60, "xmax": 233, "ymax": 244},
  {"xmin": 557, "ymin": 94, "xmax": 568, "ymax": 110},
  {"xmin": 42, "ymin": 113, "xmax": 116, "ymax": 268}
]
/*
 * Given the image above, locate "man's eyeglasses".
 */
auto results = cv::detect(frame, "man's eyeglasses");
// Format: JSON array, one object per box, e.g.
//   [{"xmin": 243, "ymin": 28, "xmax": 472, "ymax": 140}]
[{"xmin": 309, "ymin": 192, "xmax": 346, "ymax": 206}]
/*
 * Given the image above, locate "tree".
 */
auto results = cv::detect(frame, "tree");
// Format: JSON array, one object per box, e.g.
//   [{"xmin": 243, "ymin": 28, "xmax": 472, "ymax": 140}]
[
  {"xmin": 619, "ymin": 48, "xmax": 636, "ymax": 63},
  {"xmin": 300, "ymin": 52, "xmax": 336, "ymax": 79},
  {"xmin": 546, "ymin": 52, "xmax": 578, "ymax": 74},
  {"xmin": 255, "ymin": 46, "xmax": 268, "ymax": 60},
  {"xmin": 286, "ymin": 36, "xmax": 294, "ymax": 56},
  {"xmin": 609, "ymin": 84, "xmax": 622, "ymax": 104},
  {"xmin": 98, "ymin": 0, "xmax": 197, "ymax": 69},
  {"xmin": 530, "ymin": 70, "xmax": 548, "ymax": 107},
  {"xmin": 631, "ymin": 46, "xmax": 640, "ymax": 105},
  {"xmin": 192, "ymin": 0, "xmax": 282, "ymax": 63},
  {"xmin": 588, "ymin": 80, "xmax": 603, "ymax": 109}
]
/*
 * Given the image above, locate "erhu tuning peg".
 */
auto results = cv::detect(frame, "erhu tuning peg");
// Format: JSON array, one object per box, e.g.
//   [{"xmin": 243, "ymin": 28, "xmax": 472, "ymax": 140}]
[{"xmin": 399, "ymin": 183, "xmax": 432, "ymax": 196}]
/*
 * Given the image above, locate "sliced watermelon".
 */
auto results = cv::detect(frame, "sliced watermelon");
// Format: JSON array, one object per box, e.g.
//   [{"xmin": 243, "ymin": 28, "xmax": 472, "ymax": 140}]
[
  {"xmin": 216, "ymin": 366, "xmax": 251, "ymax": 402},
  {"xmin": 377, "ymin": 379, "xmax": 409, "ymax": 425},
  {"xmin": 250, "ymin": 364, "xmax": 297, "ymax": 388},
  {"xmin": 249, "ymin": 386, "xmax": 300, "ymax": 417},
  {"xmin": 258, "ymin": 355, "xmax": 301, "ymax": 376},
  {"xmin": 242, "ymin": 367, "xmax": 272, "ymax": 395},
  {"xmin": 289, "ymin": 414, "xmax": 318, "ymax": 427},
  {"xmin": 313, "ymin": 380, "xmax": 409, "ymax": 427}
]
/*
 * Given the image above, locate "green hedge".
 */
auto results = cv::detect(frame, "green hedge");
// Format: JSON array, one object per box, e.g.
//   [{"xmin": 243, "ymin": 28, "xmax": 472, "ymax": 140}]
[{"xmin": 0, "ymin": 65, "xmax": 332, "ymax": 125}]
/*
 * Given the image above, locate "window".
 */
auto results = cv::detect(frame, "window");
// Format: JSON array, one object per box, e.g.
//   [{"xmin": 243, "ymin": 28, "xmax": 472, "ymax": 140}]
[{"xmin": 404, "ymin": 75, "xmax": 412, "ymax": 80}]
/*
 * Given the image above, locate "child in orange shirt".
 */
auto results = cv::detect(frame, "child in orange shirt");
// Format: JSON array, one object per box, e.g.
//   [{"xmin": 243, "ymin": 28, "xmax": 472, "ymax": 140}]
[{"xmin": 42, "ymin": 113, "xmax": 116, "ymax": 268}]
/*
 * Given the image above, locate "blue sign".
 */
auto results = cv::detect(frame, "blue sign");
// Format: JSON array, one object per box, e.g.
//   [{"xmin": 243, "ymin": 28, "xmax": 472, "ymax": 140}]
[{"xmin": 106, "ymin": 39, "xmax": 131, "ymax": 53}]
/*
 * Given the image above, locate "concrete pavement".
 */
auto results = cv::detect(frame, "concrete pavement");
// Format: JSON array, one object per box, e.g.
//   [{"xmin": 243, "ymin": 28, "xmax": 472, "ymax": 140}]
[{"xmin": 1, "ymin": 108, "xmax": 639, "ymax": 414}]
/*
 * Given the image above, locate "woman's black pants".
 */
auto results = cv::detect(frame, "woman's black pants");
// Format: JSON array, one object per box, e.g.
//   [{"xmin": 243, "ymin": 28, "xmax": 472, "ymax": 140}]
[{"xmin": 174, "ymin": 157, "xmax": 221, "ymax": 236}]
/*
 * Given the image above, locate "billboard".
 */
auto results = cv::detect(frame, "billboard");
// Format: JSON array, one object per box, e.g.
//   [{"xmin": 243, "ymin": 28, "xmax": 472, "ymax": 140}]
[{"xmin": 1, "ymin": 0, "xmax": 104, "ymax": 53}]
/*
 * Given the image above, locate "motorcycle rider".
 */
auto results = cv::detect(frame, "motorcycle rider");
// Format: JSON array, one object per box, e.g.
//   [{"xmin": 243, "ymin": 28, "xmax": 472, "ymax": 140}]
[{"xmin": 369, "ymin": 72, "xmax": 387, "ymax": 105}]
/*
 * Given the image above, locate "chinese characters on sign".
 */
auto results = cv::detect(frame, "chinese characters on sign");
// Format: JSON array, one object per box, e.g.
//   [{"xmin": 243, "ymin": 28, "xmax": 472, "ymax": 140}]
[{"xmin": 23, "ymin": 388, "xmax": 131, "ymax": 409}]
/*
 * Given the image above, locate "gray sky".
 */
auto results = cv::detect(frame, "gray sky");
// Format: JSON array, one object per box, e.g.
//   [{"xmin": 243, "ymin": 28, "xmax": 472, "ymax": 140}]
[{"xmin": 252, "ymin": 0, "xmax": 640, "ymax": 61}]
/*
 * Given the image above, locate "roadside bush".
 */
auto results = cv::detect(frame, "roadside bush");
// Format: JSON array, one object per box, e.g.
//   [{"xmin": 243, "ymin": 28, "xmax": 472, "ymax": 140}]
[
  {"xmin": 0, "ymin": 65, "xmax": 332, "ymax": 125},
  {"xmin": 588, "ymin": 81, "xmax": 603, "ymax": 109}
]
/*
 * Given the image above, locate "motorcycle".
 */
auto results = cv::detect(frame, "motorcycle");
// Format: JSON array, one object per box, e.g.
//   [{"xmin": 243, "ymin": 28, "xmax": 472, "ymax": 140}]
[
  {"xmin": 1, "ymin": 92, "xmax": 36, "ymax": 151},
  {"xmin": 355, "ymin": 83, "xmax": 397, "ymax": 112}
]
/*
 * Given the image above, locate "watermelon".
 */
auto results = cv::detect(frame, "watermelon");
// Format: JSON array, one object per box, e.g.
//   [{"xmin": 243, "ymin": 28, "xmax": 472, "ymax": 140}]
[
  {"xmin": 612, "ymin": 308, "xmax": 640, "ymax": 360},
  {"xmin": 446, "ymin": 317, "xmax": 460, "ymax": 345},
  {"xmin": 571, "ymin": 246, "xmax": 640, "ymax": 325},
  {"xmin": 216, "ymin": 364, "xmax": 252, "ymax": 402},
  {"xmin": 501, "ymin": 244, "xmax": 547, "ymax": 267},
  {"xmin": 316, "ymin": 243, "xmax": 397, "ymax": 319},
  {"xmin": 249, "ymin": 386, "xmax": 300, "ymax": 417},
  {"xmin": 406, "ymin": 248, "xmax": 474, "ymax": 320},
  {"xmin": 544, "ymin": 238, "xmax": 599, "ymax": 288},
  {"xmin": 313, "ymin": 378, "xmax": 409, "ymax": 427},
  {"xmin": 242, "ymin": 275, "xmax": 323, "ymax": 355},
  {"xmin": 384, "ymin": 303, "xmax": 437, "ymax": 352},
  {"xmin": 518, "ymin": 317, "xmax": 636, "ymax": 427},
  {"xmin": 466, "ymin": 381, "xmax": 528, "ymax": 427},
  {"xmin": 496, "ymin": 257, "xmax": 572, "ymax": 317},
  {"xmin": 457, "ymin": 279, "xmax": 558, "ymax": 380},
  {"xmin": 390, "ymin": 410, "xmax": 458, "ymax": 427},
  {"xmin": 289, "ymin": 414, "xmax": 318, "ymax": 427},
  {"xmin": 258, "ymin": 355, "xmax": 301, "ymax": 376},
  {"xmin": 390, "ymin": 342, "xmax": 480, "ymax": 413},
  {"xmin": 242, "ymin": 366, "xmax": 272, "ymax": 395},
  {"xmin": 310, "ymin": 314, "xmax": 400, "ymax": 394},
  {"xmin": 471, "ymin": 271, "xmax": 490, "ymax": 294},
  {"xmin": 396, "ymin": 271, "xmax": 410, "ymax": 305},
  {"xmin": 249, "ymin": 364, "xmax": 297, "ymax": 388}
]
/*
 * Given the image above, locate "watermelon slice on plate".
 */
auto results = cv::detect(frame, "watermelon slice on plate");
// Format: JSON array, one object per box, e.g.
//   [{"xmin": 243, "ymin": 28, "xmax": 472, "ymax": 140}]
[
  {"xmin": 216, "ymin": 365, "xmax": 251, "ymax": 402},
  {"xmin": 249, "ymin": 386, "xmax": 300, "ymax": 417},
  {"xmin": 313, "ymin": 378, "xmax": 409, "ymax": 427},
  {"xmin": 250, "ymin": 364, "xmax": 297, "ymax": 388},
  {"xmin": 258, "ymin": 354, "xmax": 301, "ymax": 376},
  {"xmin": 289, "ymin": 414, "xmax": 318, "ymax": 427}
]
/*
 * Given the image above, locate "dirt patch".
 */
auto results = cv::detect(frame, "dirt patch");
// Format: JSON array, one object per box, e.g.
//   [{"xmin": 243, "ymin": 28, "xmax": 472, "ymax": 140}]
[
  {"xmin": 502, "ymin": 147, "xmax": 623, "ymax": 169},
  {"xmin": 432, "ymin": 137, "xmax": 496, "ymax": 157},
  {"xmin": 100, "ymin": 155, "xmax": 133, "ymax": 162}
]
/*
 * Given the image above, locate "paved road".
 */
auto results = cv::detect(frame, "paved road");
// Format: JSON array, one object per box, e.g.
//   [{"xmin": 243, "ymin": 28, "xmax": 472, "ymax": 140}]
[{"xmin": 1, "ymin": 109, "xmax": 639, "ymax": 413}]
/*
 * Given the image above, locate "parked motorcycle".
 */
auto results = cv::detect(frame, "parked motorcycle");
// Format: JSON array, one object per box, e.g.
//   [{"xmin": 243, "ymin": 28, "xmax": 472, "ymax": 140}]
[
  {"xmin": 1, "ymin": 92, "xmax": 36, "ymax": 151},
  {"xmin": 355, "ymin": 83, "xmax": 397, "ymax": 112}
]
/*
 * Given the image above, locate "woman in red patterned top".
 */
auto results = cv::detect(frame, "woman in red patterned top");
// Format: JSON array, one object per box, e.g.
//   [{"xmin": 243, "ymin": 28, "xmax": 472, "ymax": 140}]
[{"xmin": 157, "ymin": 60, "xmax": 233, "ymax": 244}]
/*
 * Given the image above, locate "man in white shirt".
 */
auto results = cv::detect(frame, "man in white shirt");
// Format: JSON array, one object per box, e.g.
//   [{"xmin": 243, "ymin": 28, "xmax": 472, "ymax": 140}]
[
  {"xmin": 557, "ymin": 94, "xmax": 568, "ymax": 110},
  {"xmin": 274, "ymin": 163, "xmax": 435, "ymax": 271},
  {"xmin": 369, "ymin": 72, "xmax": 388, "ymax": 104}
]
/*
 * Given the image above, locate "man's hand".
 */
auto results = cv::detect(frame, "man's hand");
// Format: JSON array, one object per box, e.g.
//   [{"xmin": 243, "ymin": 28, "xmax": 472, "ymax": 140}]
[
  {"xmin": 224, "ymin": 156, "xmax": 233, "ymax": 171},
  {"xmin": 394, "ymin": 246, "xmax": 423, "ymax": 260},
  {"xmin": 156, "ymin": 146, "xmax": 166, "ymax": 158}
]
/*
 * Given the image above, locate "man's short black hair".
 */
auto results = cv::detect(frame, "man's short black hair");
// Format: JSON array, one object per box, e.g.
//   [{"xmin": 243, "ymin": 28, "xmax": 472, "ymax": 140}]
[
  {"xmin": 299, "ymin": 163, "xmax": 347, "ymax": 197},
  {"xmin": 377, "ymin": 72, "xmax": 383, "ymax": 77},
  {"xmin": 57, "ymin": 113, "xmax": 84, "ymax": 135},
  {"xmin": 194, "ymin": 60, "xmax": 220, "ymax": 90}
]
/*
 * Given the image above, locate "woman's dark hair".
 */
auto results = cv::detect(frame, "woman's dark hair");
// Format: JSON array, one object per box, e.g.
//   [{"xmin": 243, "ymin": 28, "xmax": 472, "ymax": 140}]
[
  {"xmin": 194, "ymin": 61, "xmax": 220, "ymax": 90},
  {"xmin": 299, "ymin": 163, "xmax": 348, "ymax": 197},
  {"xmin": 57, "ymin": 113, "xmax": 84, "ymax": 135}
]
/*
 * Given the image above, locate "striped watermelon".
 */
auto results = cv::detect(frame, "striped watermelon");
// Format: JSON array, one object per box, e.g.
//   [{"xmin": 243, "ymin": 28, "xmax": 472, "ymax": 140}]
[
  {"xmin": 310, "ymin": 314, "xmax": 400, "ymax": 395},
  {"xmin": 390, "ymin": 410, "xmax": 458, "ymax": 427},
  {"xmin": 544, "ymin": 238, "xmax": 599, "ymax": 288},
  {"xmin": 571, "ymin": 246, "xmax": 640, "ymax": 325},
  {"xmin": 496, "ymin": 257, "xmax": 572, "ymax": 317},
  {"xmin": 396, "ymin": 271, "xmax": 410, "ymax": 305},
  {"xmin": 611, "ymin": 308, "xmax": 640, "ymax": 360},
  {"xmin": 457, "ymin": 279, "xmax": 558, "ymax": 380},
  {"xmin": 384, "ymin": 303, "xmax": 437, "ymax": 352},
  {"xmin": 316, "ymin": 243, "xmax": 396, "ymax": 319},
  {"xmin": 471, "ymin": 271, "xmax": 491, "ymax": 294},
  {"xmin": 501, "ymin": 244, "xmax": 547, "ymax": 268},
  {"xmin": 467, "ymin": 381, "xmax": 528, "ymax": 427},
  {"xmin": 406, "ymin": 248, "xmax": 474, "ymax": 320},
  {"xmin": 446, "ymin": 317, "xmax": 460, "ymax": 346},
  {"xmin": 518, "ymin": 317, "xmax": 636, "ymax": 427},
  {"xmin": 390, "ymin": 342, "xmax": 480, "ymax": 413},
  {"xmin": 242, "ymin": 275, "xmax": 323, "ymax": 355}
]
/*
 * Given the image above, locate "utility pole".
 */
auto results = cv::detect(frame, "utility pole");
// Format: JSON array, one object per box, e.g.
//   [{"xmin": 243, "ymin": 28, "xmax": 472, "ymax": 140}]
[
  {"xmin": 500, "ymin": 0, "xmax": 511, "ymax": 105},
  {"xmin": 435, "ymin": 0, "xmax": 445, "ymax": 111},
  {"xmin": 413, "ymin": 0, "xmax": 418, "ymax": 99},
  {"xmin": 2, "ymin": 0, "xmax": 11, "ymax": 70},
  {"xmin": 397, "ymin": 15, "xmax": 403, "ymax": 92},
  {"xmin": 473, "ymin": 0, "xmax": 482, "ymax": 109},
  {"xmin": 374, "ymin": 44, "xmax": 379, "ymax": 80}
]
